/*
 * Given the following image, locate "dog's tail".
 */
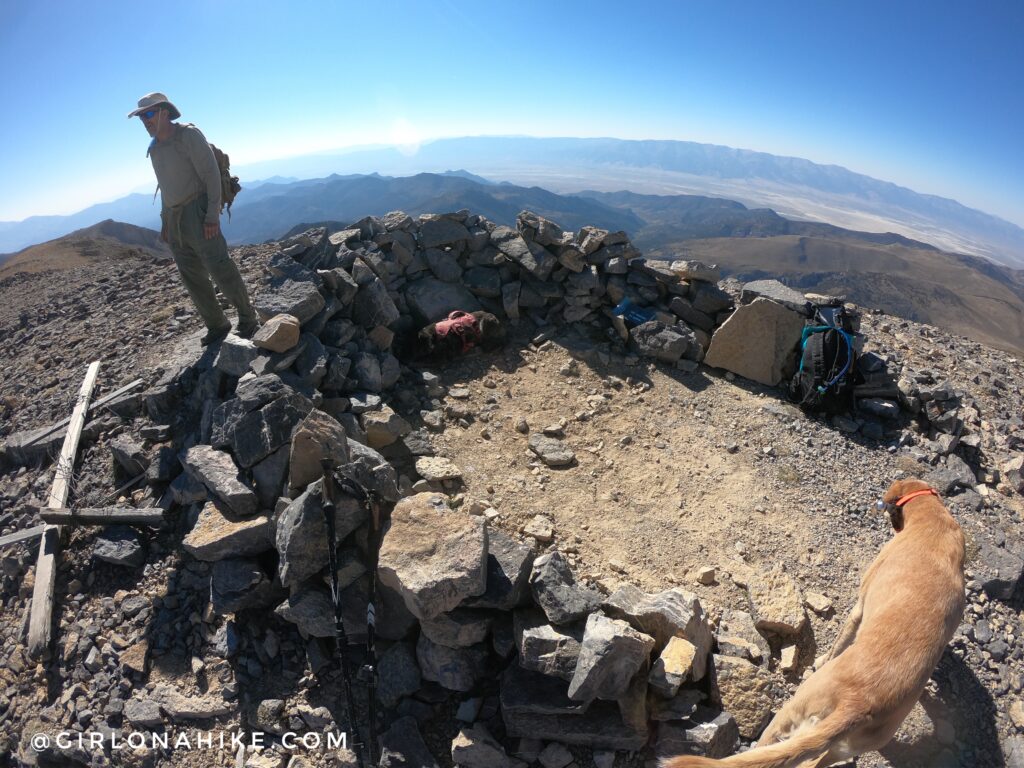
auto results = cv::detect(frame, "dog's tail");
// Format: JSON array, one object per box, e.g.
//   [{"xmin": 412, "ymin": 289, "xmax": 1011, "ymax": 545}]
[{"xmin": 660, "ymin": 709, "xmax": 850, "ymax": 768}]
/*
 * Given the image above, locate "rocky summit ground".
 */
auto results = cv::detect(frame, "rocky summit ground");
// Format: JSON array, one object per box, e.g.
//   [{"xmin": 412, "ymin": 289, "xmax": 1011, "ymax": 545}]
[{"xmin": 0, "ymin": 230, "xmax": 1022, "ymax": 768}]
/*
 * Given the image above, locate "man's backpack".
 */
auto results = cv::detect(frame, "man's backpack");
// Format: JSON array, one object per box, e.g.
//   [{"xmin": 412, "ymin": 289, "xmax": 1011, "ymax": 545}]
[
  {"xmin": 150, "ymin": 125, "xmax": 241, "ymax": 217},
  {"xmin": 209, "ymin": 144, "xmax": 241, "ymax": 218},
  {"xmin": 788, "ymin": 304, "xmax": 859, "ymax": 413}
]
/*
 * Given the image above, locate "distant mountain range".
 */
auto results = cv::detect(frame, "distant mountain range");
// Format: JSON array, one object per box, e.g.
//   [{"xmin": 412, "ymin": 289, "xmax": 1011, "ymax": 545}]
[
  {"xmin": 234, "ymin": 137, "xmax": 1024, "ymax": 267},
  {"xmin": 2, "ymin": 136, "xmax": 1022, "ymax": 267},
  {"xmin": 5, "ymin": 174, "xmax": 1023, "ymax": 355}
]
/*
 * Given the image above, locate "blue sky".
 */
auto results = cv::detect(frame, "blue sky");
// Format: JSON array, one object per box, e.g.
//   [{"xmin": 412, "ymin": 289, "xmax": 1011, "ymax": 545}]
[{"xmin": 1, "ymin": 0, "xmax": 1021, "ymax": 226}]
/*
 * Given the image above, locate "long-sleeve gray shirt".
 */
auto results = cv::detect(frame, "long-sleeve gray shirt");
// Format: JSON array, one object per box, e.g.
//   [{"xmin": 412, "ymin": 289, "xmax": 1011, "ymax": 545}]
[{"xmin": 148, "ymin": 123, "xmax": 222, "ymax": 224}]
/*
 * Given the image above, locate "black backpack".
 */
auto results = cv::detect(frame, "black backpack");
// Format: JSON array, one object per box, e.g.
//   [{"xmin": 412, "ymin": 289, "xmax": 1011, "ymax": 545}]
[{"xmin": 788, "ymin": 305, "xmax": 858, "ymax": 413}]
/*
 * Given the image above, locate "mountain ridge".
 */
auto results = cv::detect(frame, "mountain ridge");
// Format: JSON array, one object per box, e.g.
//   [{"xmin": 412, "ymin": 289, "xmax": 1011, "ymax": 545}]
[{"xmin": 3, "ymin": 137, "xmax": 1021, "ymax": 265}]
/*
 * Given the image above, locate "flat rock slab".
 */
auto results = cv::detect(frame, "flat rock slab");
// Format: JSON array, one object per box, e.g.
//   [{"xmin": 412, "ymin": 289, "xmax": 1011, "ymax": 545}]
[
  {"xmin": 740, "ymin": 279, "xmax": 811, "ymax": 316},
  {"xmin": 378, "ymin": 492, "xmax": 487, "ymax": 620},
  {"xmin": 502, "ymin": 697, "xmax": 648, "ymax": 752},
  {"xmin": 491, "ymin": 226, "xmax": 556, "ymax": 280},
  {"xmin": 671, "ymin": 260, "xmax": 721, "ymax": 284},
  {"xmin": 656, "ymin": 709, "xmax": 739, "ymax": 761},
  {"xmin": 414, "ymin": 456, "xmax": 462, "ymax": 481},
  {"xmin": 255, "ymin": 277, "xmax": 325, "ymax": 325},
  {"xmin": 124, "ymin": 698, "xmax": 163, "ymax": 728},
  {"xmin": 181, "ymin": 445, "xmax": 258, "ymax": 517},
  {"xmin": 717, "ymin": 609, "xmax": 771, "ymax": 666},
  {"xmin": 704, "ymin": 298, "xmax": 806, "ymax": 386},
  {"xmin": 500, "ymin": 664, "xmax": 589, "ymax": 717},
  {"xmin": 463, "ymin": 528, "xmax": 535, "ymax": 611},
  {"xmin": 649, "ymin": 636, "xmax": 698, "ymax": 696},
  {"xmin": 182, "ymin": 502, "xmax": 272, "ymax": 561},
  {"xmin": 150, "ymin": 683, "xmax": 233, "ymax": 721},
  {"xmin": 747, "ymin": 567, "xmax": 808, "ymax": 637}
]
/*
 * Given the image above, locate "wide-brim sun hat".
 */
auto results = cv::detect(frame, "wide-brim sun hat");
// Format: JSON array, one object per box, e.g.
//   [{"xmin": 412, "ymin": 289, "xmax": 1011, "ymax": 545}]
[{"xmin": 127, "ymin": 92, "xmax": 181, "ymax": 120}]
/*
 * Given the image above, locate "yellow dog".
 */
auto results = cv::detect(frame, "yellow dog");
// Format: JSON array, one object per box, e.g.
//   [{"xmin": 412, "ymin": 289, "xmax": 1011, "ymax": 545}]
[{"xmin": 662, "ymin": 478, "xmax": 966, "ymax": 768}]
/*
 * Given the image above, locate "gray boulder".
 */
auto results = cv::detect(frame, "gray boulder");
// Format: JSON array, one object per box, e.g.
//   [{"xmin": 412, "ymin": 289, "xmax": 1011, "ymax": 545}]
[
  {"xmin": 515, "ymin": 608, "xmax": 584, "ymax": 681},
  {"xmin": 181, "ymin": 445, "xmax": 257, "ymax": 517},
  {"xmin": 630, "ymin": 321, "xmax": 700, "ymax": 363},
  {"xmin": 214, "ymin": 335, "xmax": 261, "ymax": 377},
  {"xmin": 404, "ymin": 277, "xmax": 482, "ymax": 323},
  {"xmin": 463, "ymin": 529, "xmax": 535, "ymax": 610},
  {"xmin": 255, "ymin": 277, "xmax": 326, "ymax": 325},
  {"xmin": 530, "ymin": 551, "xmax": 602, "ymax": 625},
  {"xmin": 416, "ymin": 634, "xmax": 490, "ymax": 692},
  {"xmin": 276, "ymin": 480, "xmax": 367, "ymax": 588},
  {"xmin": 378, "ymin": 493, "xmax": 488, "ymax": 620},
  {"xmin": 568, "ymin": 613, "xmax": 655, "ymax": 701},
  {"xmin": 379, "ymin": 716, "xmax": 440, "ymax": 768},
  {"xmin": 93, "ymin": 526, "xmax": 145, "ymax": 567},
  {"xmin": 704, "ymin": 298, "xmax": 806, "ymax": 386},
  {"xmin": 110, "ymin": 437, "xmax": 149, "ymax": 477},
  {"xmin": 210, "ymin": 558, "xmax": 273, "ymax": 614},
  {"xmin": 377, "ymin": 641, "xmax": 422, "ymax": 707},
  {"xmin": 602, "ymin": 585, "xmax": 713, "ymax": 679},
  {"xmin": 288, "ymin": 408, "xmax": 350, "ymax": 492},
  {"xmin": 419, "ymin": 217, "xmax": 471, "ymax": 249},
  {"xmin": 352, "ymin": 278, "xmax": 400, "ymax": 328}
]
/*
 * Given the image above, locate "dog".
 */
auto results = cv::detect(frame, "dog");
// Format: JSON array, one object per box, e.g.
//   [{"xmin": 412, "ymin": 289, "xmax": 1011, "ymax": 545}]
[
  {"xmin": 411, "ymin": 309, "xmax": 505, "ymax": 361},
  {"xmin": 662, "ymin": 478, "xmax": 966, "ymax": 768}
]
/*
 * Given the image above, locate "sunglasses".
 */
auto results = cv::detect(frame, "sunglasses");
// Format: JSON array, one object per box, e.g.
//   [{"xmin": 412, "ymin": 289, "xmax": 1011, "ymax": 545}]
[{"xmin": 139, "ymin": 109, "xmax": 161, "ymax": 120}]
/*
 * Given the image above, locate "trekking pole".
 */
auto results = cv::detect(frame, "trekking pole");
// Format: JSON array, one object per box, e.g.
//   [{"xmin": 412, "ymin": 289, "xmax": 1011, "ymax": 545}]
[
  {"xmin": 362, "ymin": 493, "xmax": 384, "ymax": 765},
  {"xmin": 334, "ymin": 472, "xmax": 385, "ymax": 766},
  {"xmin": 321, "ymin": 460, "xmax": 366, "ymax": 768}
]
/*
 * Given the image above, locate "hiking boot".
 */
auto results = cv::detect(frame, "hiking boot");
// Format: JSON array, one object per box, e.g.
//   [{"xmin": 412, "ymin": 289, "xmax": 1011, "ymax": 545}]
[
  {"xmin": 236, "ymin": 319, "xmax": 259, "ymax": 340},
  {"xmin": 200, "ymin": 325, "xmax": 231, "ymax": 346}
]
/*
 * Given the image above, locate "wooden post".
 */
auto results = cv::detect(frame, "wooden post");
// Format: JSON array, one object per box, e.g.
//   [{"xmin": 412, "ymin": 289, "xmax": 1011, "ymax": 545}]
[
  {"xmin": 39, "ymin": 507, "xmax": 165, "ymax": 526},
  {"xmin": 27, "ymin": 360, "xmax": 101, "ymax": 659},
  {"xmin": 0, "ymin": 525, "xmax": 46, "ymax": 549}
]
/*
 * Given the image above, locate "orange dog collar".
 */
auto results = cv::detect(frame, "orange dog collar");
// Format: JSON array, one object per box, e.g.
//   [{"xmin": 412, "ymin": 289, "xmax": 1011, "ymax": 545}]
[{"xmin": 895, "ymin": 488, "xmax": 939, "ymax": 507}]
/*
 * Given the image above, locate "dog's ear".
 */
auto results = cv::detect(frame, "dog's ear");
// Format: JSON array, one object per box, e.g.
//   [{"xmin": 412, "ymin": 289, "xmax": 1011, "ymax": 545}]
[{"xmin": 889, "ymin": 504, "xmax": 905, "ymax": 532}]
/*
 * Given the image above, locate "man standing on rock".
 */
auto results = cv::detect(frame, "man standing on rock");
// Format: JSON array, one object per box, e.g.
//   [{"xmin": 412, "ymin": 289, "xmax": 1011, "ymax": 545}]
[{"xmin": 128, "ymin": 92, "xmax": 258, "ymax": 345}]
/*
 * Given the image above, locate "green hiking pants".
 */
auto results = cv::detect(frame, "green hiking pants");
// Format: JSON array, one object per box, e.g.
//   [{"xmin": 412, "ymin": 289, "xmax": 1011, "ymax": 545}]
[{"xmin": 165, "ymin": 194, "xmax": 256, "ymax": 332}]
